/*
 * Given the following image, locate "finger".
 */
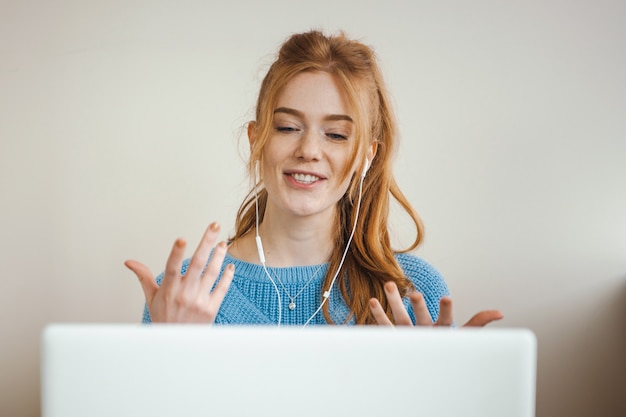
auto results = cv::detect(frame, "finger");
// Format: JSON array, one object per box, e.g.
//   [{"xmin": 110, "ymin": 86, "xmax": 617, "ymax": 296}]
[
  {"xmin": 124, "ymin": 260, "xmax": 158, "ymax": 307},
  {"xmin": 205, "ymin": 263, "xmax": 235, "ymax": 321},
  {"xmin": 199, "ymin": 241, "xmax": 229, "ymax": 294},
  {"xmin": 435, "ymin": 296, "xmax": 454, "ymax": 326},
  {"xmin": 184, "ymin": 222, "xmax": 221, "ymax": 285},
  {"xmin": 384, "ymin": 282, "xmax": 412, "ymax": 326},
  {"xmin": 369, "ymin": 298, "xmax": 393, "ymax": 325},
  {"xmin": 409, "ymin": 291, "xmax": 433, "ymax": 326},
  {"xmin": 161, "ymin": 238, "xmax": 187, "ymax": 291},
  {"xmin": 463, "ymin": 310, "xmax": 504, "ymax": 327}
]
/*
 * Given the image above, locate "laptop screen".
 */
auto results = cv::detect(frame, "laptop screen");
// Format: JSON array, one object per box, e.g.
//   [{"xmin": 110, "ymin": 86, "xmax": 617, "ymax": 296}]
[{"xmin": 41, "ymin": 324, "xmax": 536, "ymax": 417}]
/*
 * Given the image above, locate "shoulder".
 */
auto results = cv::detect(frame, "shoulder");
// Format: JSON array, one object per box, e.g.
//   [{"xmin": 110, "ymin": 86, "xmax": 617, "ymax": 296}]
[{"xmin": 394, "ymin": 252, "xmax": 450, "ymax": 300}]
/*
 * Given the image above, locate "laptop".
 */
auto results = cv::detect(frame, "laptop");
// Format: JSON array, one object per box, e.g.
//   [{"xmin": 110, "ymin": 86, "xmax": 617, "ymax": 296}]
[{"xmin": 41, "ymin": 324, "xmax": 536, "ymax": 417}]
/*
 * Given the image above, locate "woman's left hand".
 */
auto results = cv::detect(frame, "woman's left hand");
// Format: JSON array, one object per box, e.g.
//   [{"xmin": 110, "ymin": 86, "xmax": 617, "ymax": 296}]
[{"xmin": 369, "ymin": 282, "xmax": 503, "ymax": 327}]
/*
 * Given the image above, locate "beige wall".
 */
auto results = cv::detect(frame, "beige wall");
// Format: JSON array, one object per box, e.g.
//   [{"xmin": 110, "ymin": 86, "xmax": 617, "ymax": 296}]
[{"xmin": 1, "ymin": 1, "xmax": 624, "ymax": 416}]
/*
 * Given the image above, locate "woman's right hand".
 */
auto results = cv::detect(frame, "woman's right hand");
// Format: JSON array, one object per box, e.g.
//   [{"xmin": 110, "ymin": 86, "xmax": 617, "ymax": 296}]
[{"xmin": 124, "ymin": 222, "xmax": 234, "ymax": 323}]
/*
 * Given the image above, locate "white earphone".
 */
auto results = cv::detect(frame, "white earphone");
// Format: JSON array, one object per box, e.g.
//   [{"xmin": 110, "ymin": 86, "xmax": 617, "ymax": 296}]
[
  {"xmin": 362, "ymin": 158, "xmax": 370, "ymax": 177},
  {"xmin": 254, "ymin": 158, "xmax": 369, "ymax": 326}
]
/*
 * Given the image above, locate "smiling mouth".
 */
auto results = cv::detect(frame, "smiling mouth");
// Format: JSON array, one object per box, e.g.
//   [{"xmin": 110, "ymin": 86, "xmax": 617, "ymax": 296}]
[{"xmin": 290, "ymin": 173, "xmax": 321, "ymax": 184}]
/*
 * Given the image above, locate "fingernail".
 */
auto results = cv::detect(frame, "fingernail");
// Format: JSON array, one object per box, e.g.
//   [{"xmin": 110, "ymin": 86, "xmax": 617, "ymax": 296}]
[
  {"xmin": 210, "ymin": 222, "xmax": 220, "ymax": 231},
  {"xmin": 411, "ymin": 291, "xmax": 424, "ymax": 300},
  {"xmin": 218, "ymin": 241, "xmax": 227, "ymax": 249}
]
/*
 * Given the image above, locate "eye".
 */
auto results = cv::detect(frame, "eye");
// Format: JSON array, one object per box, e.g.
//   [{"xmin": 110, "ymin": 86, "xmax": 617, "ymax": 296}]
[
  {"xmin": 326, "ymin": 132, "xmax": 348, "ymax": 141},
  {"xmin": 275, "ymin": 126, "xmax": 300, "ymax": 134}
]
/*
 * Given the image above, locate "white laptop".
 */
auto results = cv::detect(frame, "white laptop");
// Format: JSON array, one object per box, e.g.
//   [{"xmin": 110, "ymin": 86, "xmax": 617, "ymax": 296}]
[{"xmin": 41, "ymin": 324, "xmax": 536, "ymax": 417}]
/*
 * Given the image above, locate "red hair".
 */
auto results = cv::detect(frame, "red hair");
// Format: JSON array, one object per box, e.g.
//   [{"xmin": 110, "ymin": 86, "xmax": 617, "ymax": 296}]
[{"xmin": 231, "ymin": 31, "xmax": 424, "ymax": 324}]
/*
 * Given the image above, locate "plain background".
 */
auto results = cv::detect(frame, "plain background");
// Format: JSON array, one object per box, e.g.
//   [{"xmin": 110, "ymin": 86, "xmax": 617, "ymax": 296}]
[{"xmin": 1, "ymin": 1, "xmax": 624, "ymax": 416}]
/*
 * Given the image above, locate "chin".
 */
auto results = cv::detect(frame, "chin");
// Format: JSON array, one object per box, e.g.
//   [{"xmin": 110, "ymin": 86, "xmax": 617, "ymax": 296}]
[{"xmin": 282, "ymin": 202, "xmax": 332, "ymax": 219}]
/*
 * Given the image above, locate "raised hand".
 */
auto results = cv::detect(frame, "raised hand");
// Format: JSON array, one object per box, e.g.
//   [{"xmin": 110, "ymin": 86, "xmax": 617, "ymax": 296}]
[
  {"xmin": 369, "ymin": 281, "xmax": 503, "ymax": 327},
  {"xmin": 125, "ymin": 222, "xmax": 234, "ymax": 323}
]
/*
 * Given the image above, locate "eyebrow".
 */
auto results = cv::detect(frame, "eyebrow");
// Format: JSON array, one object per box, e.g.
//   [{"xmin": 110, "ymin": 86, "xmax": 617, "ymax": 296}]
[{"xmin": 273, "ymin": 107, "xmax": 353, "ymax": 123}]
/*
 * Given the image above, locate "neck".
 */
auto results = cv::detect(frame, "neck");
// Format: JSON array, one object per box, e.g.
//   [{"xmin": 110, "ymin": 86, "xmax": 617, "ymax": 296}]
[{"xmin": 256, "ymin": 207, "xmax": 335, "ymax": 267}]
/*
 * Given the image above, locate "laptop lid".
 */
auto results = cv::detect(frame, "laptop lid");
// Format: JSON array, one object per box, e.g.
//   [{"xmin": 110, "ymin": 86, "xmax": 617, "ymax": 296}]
[{"xmin": 41, "ymin": 324, "xmax": 536, "ymax": 417}]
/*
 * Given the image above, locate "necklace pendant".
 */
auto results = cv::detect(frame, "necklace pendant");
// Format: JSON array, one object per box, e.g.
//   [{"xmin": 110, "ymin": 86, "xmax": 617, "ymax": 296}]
[{"xmin": 288, "ymin": 302, "xmax": 296, "ymax": 310}]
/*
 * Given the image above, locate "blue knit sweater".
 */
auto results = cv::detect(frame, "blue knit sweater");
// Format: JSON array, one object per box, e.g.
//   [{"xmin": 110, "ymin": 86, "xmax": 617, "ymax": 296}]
[{"xmin": 142, "ymin": 252, "xmax": 449, "ymax": 325}]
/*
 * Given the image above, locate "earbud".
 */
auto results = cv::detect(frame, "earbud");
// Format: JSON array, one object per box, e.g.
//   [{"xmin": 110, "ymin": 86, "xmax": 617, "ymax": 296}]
[{"xmin": 361, "ymin": 158, "xmax": 370, "ymax": 178}]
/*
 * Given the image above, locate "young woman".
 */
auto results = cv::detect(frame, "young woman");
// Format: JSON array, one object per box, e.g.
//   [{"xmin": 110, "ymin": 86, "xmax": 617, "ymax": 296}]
[{"xmin": 125, "ymin": 30, "xmax": 502, "ymax": 327}]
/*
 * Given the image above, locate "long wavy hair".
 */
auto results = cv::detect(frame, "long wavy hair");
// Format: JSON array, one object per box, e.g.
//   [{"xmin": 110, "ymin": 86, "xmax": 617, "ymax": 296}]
[{"xmin": 231, "ymin": 30, "xmax": 424, "ymax": 324}]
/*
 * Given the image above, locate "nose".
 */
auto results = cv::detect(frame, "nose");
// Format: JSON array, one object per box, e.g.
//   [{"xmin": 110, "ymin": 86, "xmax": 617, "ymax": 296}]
[{"xmin": 294, "ymin": 129, "xmax": 322, "ymax": 162}]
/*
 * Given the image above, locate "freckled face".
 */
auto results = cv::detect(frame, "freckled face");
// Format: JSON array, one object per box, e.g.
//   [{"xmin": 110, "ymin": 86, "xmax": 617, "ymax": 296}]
[{"xmin": 259, "ymin": 71, "xmax": 357, "ymax": 221}]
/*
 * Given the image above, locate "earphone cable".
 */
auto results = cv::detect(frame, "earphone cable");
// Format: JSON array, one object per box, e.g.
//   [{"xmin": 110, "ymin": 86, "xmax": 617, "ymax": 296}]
[
  {"xmin": 302, "ymin": 172, "xmax": 365, "ymax": 326},
  {"xmin": 254, "ymin": 166, "xmax": 283, "ymax": 327}
]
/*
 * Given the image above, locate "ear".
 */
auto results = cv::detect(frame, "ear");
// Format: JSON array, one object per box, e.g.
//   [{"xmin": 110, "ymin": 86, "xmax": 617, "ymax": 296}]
[
  {"xmin": 360, "ymin": 142, "xmax": 378, "ymax": 177},
  {"xmin": 247, "ymin": 121, "xmax": 257, "ymax": 150},
  {"xmin": 366, "ymin": 141, "xmax": 378, "ymax": 166}
]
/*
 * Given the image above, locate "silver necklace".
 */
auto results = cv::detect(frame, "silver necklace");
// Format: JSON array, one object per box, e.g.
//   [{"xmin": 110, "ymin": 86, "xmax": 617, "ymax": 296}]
[{"xmin": 264, "ymin": 264, "xmax": 325, "ymax": 310}]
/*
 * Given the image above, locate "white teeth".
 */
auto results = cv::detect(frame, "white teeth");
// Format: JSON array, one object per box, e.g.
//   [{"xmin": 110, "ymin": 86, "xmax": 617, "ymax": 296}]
[{"xmin": 291, "ymin": 173, "xmax": 320, "ymax": 184}]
